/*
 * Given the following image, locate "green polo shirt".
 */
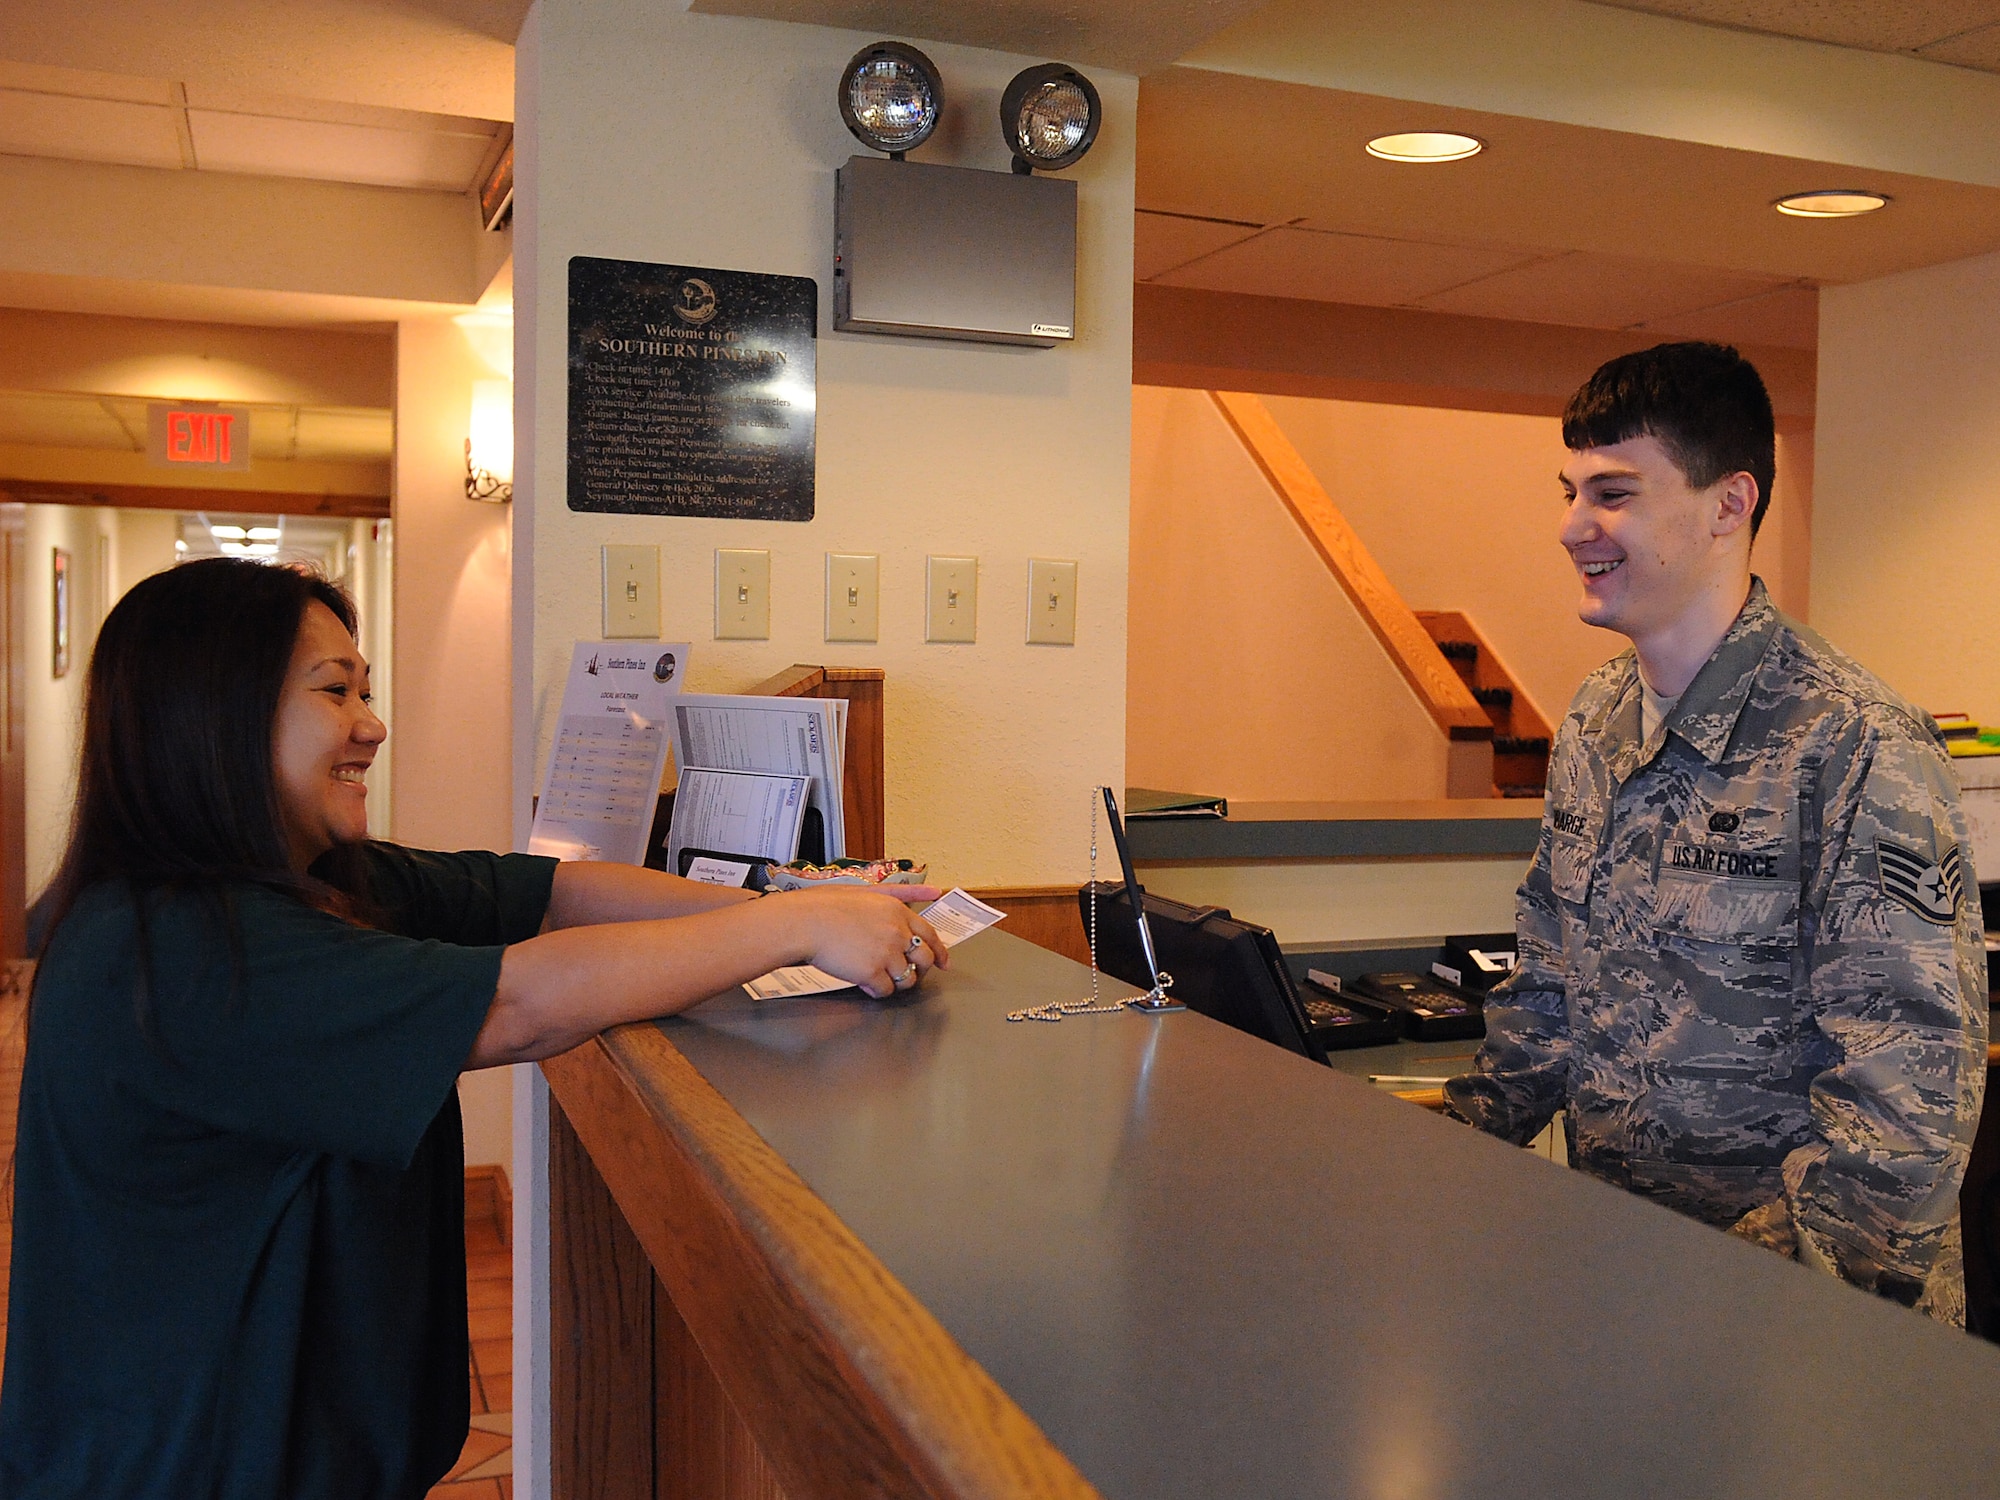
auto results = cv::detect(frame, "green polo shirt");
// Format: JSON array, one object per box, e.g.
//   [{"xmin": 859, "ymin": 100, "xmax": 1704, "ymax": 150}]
[{"xmin": 0, "ymin": 843, "xmax": 556, "ymax": 1500}]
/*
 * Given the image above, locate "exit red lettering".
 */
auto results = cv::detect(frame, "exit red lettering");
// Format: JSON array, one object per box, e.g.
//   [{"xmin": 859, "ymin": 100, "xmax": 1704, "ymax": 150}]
[{"xmin": 166, "ymin": 411, "xmax": 234, "ymax": 465}]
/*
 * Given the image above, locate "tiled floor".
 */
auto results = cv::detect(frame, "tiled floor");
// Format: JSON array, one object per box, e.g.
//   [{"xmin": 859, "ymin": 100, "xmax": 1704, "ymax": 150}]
[
  {"xmin": 428, "ymin": 1204, "xmax": 515, "ymax": 1498},
  {"xmin": 0, "ymin": 960, "xmax": 511, "ymax": 1495}
]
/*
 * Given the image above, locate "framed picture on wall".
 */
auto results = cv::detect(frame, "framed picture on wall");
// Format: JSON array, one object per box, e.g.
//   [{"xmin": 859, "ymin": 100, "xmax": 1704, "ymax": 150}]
[{"xmin": 52, "ymin": 548, "xmax": 69, "ymax": 679}]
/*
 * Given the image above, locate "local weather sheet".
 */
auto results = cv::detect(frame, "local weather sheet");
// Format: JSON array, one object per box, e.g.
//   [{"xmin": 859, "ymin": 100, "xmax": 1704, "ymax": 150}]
[
  {"xmin": 527, "ymin": 642, "xmax": 688, "ymax": 864},
  {"xmin": 741, "ymin": 890, "xmax": 1007, "ymax": 1001}
]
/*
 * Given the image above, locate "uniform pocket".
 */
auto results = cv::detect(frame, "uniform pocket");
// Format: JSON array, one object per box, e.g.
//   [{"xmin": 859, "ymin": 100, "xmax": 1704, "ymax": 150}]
[
  {"xmin": 1652, "ymin": 870, "xmax": 1800, "ymax": 946},
  {"xmin": 1654, "ymin": 790, "xmax": 1801, "ymax": 946}
]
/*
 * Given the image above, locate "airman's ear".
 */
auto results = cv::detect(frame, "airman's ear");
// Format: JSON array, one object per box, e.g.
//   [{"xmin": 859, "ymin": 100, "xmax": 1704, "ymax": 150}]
[{"xmin": 1712, "ymin": 471, "xmax": 1758, "ymax": 539}]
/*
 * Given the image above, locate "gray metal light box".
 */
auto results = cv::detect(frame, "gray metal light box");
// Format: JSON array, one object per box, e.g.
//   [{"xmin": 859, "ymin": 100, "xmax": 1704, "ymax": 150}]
[{"xmin": 834, "ymin": 155, "xmax": 1076, "ymax": 348}]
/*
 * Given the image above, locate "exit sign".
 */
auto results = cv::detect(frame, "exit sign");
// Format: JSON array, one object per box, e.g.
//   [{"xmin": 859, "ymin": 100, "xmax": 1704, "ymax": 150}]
[{"xmin": 147, "ymin": 403, "xmax": 253, "ymax": 471}]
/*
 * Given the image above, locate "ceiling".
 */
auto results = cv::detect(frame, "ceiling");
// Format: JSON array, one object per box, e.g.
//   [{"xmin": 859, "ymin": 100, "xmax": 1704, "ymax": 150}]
[
  {"xmin": 0, "ymin": 59, "xmax": 508, "ymax": 195},
  {"xmin": 0, "ymin": 389, "xmax": 393, "ymax": 463},
  {"xmin": 686, "ymin": 0, "xmax": 1274, "ymax": 73},
  {"xmin": 178, "ymin": 512, "xmax": 358, "ymax": 573},
  {"xmin": 1134, "ymin": 67, "xmax": 2000, "ymax": 349},
  {"xmin": 1586, "ymin": 1, "xmax": 2000, "ymax": 72}
]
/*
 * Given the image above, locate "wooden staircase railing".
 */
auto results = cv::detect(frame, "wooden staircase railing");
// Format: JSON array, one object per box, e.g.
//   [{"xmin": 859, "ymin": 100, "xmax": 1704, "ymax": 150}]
[
  {"xmin": 1416, "ymin": 612, "xmax": 1553, "ymax": 797},
  {"xmin": 1206, "ymin": 390, "xmax": 1495, "ymax": 797}
]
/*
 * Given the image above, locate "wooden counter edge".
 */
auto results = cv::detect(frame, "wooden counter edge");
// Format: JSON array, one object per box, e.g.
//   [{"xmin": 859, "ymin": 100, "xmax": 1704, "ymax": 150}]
[{"xmin": 543, "ymin": 1024, "xmax": 1103, "ymax": 1500}]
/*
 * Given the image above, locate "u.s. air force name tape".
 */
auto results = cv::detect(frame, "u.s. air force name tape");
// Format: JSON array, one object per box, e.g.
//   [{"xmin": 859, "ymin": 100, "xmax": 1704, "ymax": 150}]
[{"xmin": 1876, "ymin": 837, "xmax": 1962, "ymax": 924}]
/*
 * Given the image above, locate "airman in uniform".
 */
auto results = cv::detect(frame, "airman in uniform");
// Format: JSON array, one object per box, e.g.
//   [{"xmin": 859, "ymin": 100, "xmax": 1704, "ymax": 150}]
[{"xmin": 1446, "ymin": 342, "xmax": 1986, "ymax": 1321}]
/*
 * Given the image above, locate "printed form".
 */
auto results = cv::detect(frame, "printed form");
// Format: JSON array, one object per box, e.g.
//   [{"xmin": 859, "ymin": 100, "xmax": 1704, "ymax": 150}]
[
  {"xmin": 670, "ymin": 767, "xmax": 811, "ymax": 868},
  {"xmin": 742, "ymin": 890, "xmax": 1006, "ymax": 1000},
  {"xmin": 528, "ymin": 642, "xmax": 689, "ymax": 864}
]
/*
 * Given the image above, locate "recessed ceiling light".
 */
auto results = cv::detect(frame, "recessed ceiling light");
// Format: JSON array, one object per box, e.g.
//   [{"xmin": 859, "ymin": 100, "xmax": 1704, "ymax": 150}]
[
  {"xmin": 1774, "ymin": 190, "xmax": 1888, "ymax": 218},
  {"xmin": 1365, "ymin": 131, "xmax": 1483, "ymax": 163}
]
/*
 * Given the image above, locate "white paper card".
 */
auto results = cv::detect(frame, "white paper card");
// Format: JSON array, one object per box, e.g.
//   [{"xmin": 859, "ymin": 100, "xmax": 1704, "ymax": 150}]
[
  {"xmin": 528, "ymin": 643, "xmax": 688, "ymax": 864},
  {"xmin": 741, "ymin": 888, "xmax": 1005, "ymax": 1001},
  {"xmin": 685, "ymin": 855, "xmax": 754, "ymax": 888}
]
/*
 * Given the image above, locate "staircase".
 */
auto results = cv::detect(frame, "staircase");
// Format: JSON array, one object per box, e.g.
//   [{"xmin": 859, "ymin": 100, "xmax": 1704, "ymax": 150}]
[{"xmin": 1417, "ymin": 612, "xmax": 1551, "ymax": 797}]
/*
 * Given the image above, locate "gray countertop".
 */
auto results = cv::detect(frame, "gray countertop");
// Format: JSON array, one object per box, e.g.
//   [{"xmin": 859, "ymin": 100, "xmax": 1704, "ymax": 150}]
[
  {"xmin": 662, "ymin": 931, "xmax": 2000, "ymax": 1500},
  {"xmin": 1126, "ymin": 798, "xmax": 1544, "ymax": 861}
]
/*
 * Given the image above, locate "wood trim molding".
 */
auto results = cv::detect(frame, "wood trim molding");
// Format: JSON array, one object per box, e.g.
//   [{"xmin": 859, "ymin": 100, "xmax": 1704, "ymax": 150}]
[
  {"xmin": 542, "ymin": 1027, "xmax": 1101, "ymax": 1500},
  {"xmin": 1205, "ymin": 390, "xmax": 1491, "ymax": 742}
]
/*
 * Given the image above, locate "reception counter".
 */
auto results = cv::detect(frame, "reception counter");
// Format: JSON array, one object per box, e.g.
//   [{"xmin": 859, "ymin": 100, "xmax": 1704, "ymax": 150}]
[{"xmin": 543, "ymin": 930, "xmax": 2000, "ymax": 1499}]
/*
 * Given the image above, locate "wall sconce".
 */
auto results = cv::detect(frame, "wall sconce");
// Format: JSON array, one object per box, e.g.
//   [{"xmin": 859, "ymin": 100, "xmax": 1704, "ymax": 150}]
[{"xmin": 466, "ymin": 378, "xmax": 513, "ymax": 502}]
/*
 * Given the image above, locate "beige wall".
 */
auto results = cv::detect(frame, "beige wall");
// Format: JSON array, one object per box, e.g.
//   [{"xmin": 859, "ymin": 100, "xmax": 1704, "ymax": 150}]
[
  {"xmin": 512, "ymin": 9, "xmax": 1138, "ymax": 1482},
  {"xmin": 0, "ymin": 306, "xmax": 392, "ymax": 407},
  {"xmin": 514, "ymin": 5, "xmax": 1138, "ymax": 887},
  {"xmin": 1816, "ymin": 249, "xmax": 2000, "ymax": 724},
  {"xmin": 0, "ymin": 152, "xmax": 500, "ymax": 311},
  {"xmin": 394, "ymin": 317, "xmax": 514, "ymax": 1170},
  {"xmin": 21, "ymin": 502, "xmax": 115, "ymax": 896},
  {"xmin": 112, "ymin": 508, "xmax": 177, "ymax": 596},
  {"xmin": 1129, "ymin": 385, "xmax": 1815, "ymax": 803},
  {"xmin": 1128, "ymin": 386, "xmax": 1448, "ymax": 800}
]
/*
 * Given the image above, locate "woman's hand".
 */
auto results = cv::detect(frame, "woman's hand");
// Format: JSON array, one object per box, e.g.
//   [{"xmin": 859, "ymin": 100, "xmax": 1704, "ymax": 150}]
[{"xmin": 784, "ymin": 885, "xmax": 950, "ymax": 998}]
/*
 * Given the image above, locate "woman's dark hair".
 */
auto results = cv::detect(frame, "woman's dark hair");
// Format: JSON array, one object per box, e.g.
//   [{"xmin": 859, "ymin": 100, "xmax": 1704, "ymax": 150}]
[
  {"xmin": 33, "ymin": 557, "xmax": 374, "ymax": 962},
  {"xmin": 1562, "ymin": 340, "xmax": 1777, "ymax": 536}
]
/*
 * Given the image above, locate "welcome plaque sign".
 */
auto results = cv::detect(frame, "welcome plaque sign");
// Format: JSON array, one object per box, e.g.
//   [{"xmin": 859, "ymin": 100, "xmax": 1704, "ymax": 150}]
[{"xmin": 567, "ymin": 256, "xmax": 816, "ymax": 520}]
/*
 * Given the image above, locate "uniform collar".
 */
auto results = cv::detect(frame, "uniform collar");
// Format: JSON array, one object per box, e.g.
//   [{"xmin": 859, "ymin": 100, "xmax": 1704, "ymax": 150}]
[{"xmin": 1588, "ymin": 578, "xmax": 1780, "ymax": 780}]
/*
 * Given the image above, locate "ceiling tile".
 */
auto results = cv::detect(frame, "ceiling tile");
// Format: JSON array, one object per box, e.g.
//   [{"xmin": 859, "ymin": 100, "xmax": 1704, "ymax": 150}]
[
  {"xmin": 1416, "ymin": 253, "xmax": 1795, "ymax": 329},
  {"xmin": 1914, "ymin": 21, "xmax": 2000, "ymax": 70},
  {"xmin": 1584, "ymin": 2, "xmax": 2000, "ymax": 54},
  {"xmin": 1134, "ymin": 212, "xmax": 1264, "ymax": 281},
  {"xmin": 188, "ymin": 111, "xmax": 494, "ymax": 192},
  {"xmin": 0, "ymin": 391, "xmax": 143, "ymax": 451},
  {"xmin": 0, "ymin": 90, "xmax": 181, "ymax": 169},
  {"xmin": 0, "ymin": 60, "xmax": 174, "ymax": 105},
  {"xmin": 1151, "ymin": 227, "xmax": 1543, "ymax": 307},
  {"xmin": 1639, "ymin": 284, "xmax": 1820, "ymax": 349}
]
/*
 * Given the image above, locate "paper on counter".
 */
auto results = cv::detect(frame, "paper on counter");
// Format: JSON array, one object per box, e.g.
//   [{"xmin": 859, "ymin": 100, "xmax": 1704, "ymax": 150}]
[
  {"xmin": 741, "ymin": 888, "xmax": 1006, "ymax": 1002},
  {"xmin": 915, "ymin": 888, "xmax": 1007, "ymax": 946},
  {"xmin": 528, "ymin": 642, "xmax": 688, "ymax": 864}
]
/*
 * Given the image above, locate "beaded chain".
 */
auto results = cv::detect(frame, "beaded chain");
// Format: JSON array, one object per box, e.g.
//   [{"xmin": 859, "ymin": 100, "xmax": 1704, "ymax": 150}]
[{"xmin": 1006, "ymin": 788, "xmax": 1147, "ymax": 1023}]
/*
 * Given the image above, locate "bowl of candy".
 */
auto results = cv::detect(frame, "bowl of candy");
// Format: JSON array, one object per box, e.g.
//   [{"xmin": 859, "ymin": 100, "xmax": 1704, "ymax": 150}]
[{"xmin": 761, "ymin": 857, "xmax": 929, "ymax": 891}]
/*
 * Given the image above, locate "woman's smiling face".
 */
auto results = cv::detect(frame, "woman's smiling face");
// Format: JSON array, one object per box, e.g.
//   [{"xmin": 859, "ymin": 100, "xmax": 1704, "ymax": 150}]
[{"xmin": 271, "ymin": 600, "xmax": 386, "ymax": 871}]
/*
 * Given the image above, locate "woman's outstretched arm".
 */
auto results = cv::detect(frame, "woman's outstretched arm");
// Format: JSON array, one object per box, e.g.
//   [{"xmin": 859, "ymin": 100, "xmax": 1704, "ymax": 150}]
[{"xmin": 469, "ymin": 881, "xmax": 946, "ymax": 1067}]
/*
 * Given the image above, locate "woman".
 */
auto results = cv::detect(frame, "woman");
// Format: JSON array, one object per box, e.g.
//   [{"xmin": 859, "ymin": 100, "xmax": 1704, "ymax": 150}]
[{"xmin": 0, "ymin": 559, "xmax": 943, "ymax": 1498}]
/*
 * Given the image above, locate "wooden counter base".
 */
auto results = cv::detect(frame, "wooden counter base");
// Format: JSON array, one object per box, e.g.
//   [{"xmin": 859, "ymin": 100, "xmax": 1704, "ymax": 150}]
[{"xmin": 543, "ymin": 1024, "xmax": 1100, "ymax": 1500}]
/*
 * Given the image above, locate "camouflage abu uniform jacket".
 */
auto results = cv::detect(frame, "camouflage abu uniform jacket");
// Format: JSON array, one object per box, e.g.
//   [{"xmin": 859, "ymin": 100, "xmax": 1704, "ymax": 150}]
[{"xmin": 1445, "ymin": 580, "xmax": 1987, "ymax": 1317}]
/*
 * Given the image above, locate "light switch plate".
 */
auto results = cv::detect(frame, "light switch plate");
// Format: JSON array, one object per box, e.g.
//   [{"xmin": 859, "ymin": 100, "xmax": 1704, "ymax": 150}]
[
  {"xmin": 825, "ymin": 552, "xmax": 879, "ymax": 642},
  {"xmin": 926, "ymin": 555, "xmax": 978, "ymax": 643},
  {"xmin": 602, "ymin": 544, "xmax": 660, "ymax": 639},
  {"xmin": 715, "ymin": 549, "xmax": 771, "ymax": 639},
  {"xmin": 1025, "ymin": 558, "xmax": 1078, "ymax": 645}
]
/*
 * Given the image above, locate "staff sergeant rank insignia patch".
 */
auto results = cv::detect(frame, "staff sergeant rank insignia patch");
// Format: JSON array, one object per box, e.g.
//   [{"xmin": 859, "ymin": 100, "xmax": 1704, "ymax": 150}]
[{"xmin": 1876, "ymin": 837, "xmax": 1962, "ymax": 924}]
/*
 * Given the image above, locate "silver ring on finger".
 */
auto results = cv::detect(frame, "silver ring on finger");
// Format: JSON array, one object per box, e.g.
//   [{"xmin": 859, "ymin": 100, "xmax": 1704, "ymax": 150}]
[
  {"xmin": 901, "ymin": 962, "xmax": 917, "ymax": 981},
  {"xmin": 907, "ymin": 935, "xmax": 924, "ymax": 952}
]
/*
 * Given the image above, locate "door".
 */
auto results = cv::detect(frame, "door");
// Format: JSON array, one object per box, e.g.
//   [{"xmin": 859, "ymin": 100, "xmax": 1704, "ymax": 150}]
[{"xmin": 0, "ymin": 501, "xmax": 24, "ymax": 961}]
